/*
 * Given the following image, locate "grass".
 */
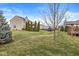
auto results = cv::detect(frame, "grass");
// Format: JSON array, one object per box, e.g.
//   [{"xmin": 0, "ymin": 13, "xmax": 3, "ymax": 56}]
[{"xmin": 0, "ymin": 30, "xmax": 79, "ymax": 56}]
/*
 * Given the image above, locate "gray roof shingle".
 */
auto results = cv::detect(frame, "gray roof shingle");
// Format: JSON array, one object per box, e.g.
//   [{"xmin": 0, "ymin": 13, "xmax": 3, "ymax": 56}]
[{"xmin": 65, "ymin": 20, "xmax": 79, "ymax": 25}]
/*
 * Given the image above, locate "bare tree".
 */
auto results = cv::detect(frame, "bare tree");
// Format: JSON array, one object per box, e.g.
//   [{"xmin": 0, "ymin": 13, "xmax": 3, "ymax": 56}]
[{"xmin": 41, "ymin": 3, "xmax": 68, "ymax": 40}]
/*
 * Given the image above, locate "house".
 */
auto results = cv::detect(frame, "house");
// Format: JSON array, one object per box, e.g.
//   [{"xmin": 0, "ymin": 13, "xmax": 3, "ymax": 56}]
[
  {"xmin": 10, "ymin": 16, "xmax": 29, "ymax": 30},
  {"xmin": 65, "ymin": 20, "xmax": 79, "ymax": 26},
  {"xmin": 40, "ymin": 24, "xmax": 54, "ymax": 31},
  {"xmin": 65, "ymin": 20, "xmax": 79, "ymax": 35},
  {"xmin": 40, "ymin": 24, "xmax": 49, "ymax": 30}
]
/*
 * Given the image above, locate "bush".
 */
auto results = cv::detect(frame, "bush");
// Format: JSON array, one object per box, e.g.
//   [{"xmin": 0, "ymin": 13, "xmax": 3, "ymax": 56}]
[
  {"xmin": 22, "ymin": 28, "xmax": 25, "ymax": 30},
  {"xmin": 60, "ymin": 26, "xmax": 64, "ymax": 31},
  {"xmin": 48, "ymin": 27, "xmax": 52, "ymax": 31},
  {"xmin": 75, "ymin": 26, "xmax": 79, "ymax": 31},
  {"xmin": 64, "ymin": 26, "xmax": 69, "ymax": 32}
]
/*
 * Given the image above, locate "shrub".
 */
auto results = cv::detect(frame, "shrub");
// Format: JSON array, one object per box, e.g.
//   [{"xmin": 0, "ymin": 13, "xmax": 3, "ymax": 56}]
[
  {"xmin": 60, "ymin": 26, "xmax": 64, "ymax": 31},
  {"xmin": 25, "ymin": 20, "xmax": 40, "ymax": 32},
  {"xmin": 48, "ymin": 27, "xmax": 52, "ymax": 31},
  {"xmin": 64, "ymin": 26, "xmax": 69, "ymax": 32},
  {"xmin": 75, "ymin": 26, "xmax": 79, "ymax": 31}
]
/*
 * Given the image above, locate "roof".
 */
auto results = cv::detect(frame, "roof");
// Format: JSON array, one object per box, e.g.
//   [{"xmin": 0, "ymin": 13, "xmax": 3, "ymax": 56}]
[
  {"xmin": 10, "ymin": 15, "xmax": 32, "ymax": 23},
  {"xmin": 10, "ymin": 16, "xmax": 27, "ymax": 22},
  {"xmin": 65, "ymin": 20, "xmax": 79, "ymax": 25}
]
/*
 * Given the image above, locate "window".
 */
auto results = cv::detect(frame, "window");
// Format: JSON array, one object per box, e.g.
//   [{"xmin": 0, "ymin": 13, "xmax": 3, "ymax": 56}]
[{"xmin": 13, "ymin": 25, "xmax": 16, "ymax": 28}]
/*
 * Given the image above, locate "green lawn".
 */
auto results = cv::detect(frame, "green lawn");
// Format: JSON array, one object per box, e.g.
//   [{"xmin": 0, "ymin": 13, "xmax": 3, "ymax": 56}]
[{"xmin": 0, "ymin": 30, "xmax": 79, "ymax": 56}]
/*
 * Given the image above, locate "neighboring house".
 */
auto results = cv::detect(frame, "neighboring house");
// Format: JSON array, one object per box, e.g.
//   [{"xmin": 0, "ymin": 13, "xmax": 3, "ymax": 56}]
[
  {"xmin": 40, "ymin": 24, "xmax": 49, "ymax": 30},
  {"xmin": 65, "ymin": 20, "xmax": 79, "ymax": 26},
  {"xmin": 65, "ymin": 20, "xmax": 79, "ymax": 35},
  {"xmin": 40, "ymin": 24, "xmax": 54, "ymax": 31},
  {"xmin": 10, "ymin": 16, "xmax": 28, "ymax": 30}
]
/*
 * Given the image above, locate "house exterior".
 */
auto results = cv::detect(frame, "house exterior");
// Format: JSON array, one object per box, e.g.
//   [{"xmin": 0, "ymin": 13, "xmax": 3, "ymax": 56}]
[
  {"xmin": 10, "ymin": 15, "xmax": 51, "ymax": 31},
  {"xmin": 65, "ymin": 20, "xmax": 79, "ymax": 35},
  {"xmin": 40, "ymin": 24, "xmax": 49, "ymax": 30},
  {"xmin": 10, "ymin": 16, "xmax": 28, "ymax": 30},
  {"xmin": 65, "ymin": 20, "xmax": 79, "ymax": 26}
]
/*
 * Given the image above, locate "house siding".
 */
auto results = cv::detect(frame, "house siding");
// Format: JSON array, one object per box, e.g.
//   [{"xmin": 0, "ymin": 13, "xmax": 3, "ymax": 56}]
[{"xmin": 10, "ymin": 16, "xmax": 26, "ymax": 30}]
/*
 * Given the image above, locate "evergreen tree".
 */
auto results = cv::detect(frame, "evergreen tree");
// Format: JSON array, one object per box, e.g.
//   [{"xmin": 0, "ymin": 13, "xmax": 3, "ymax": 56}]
[
  {"xmin": 30, "ymin": 21, "xmax": 33, "ymax": 31},
  {"xmin": 25, "ymin": 22, "xmax": 27, "ymax": 30},
  {"xmin": 26, "ymin": 21, "xmax": 33, "ymax": 31},
  {"xmin": 37, "ymin": 21, "xmax": 40, "ymax": 31},
  {"xmin": 26, "ymin": 20, "xmax": 40, "ymax": 32},
  {"xmin": 26, "ymin": 21, "xmax": 30, "ymax": 31},
  {"xmin": 27, "ymin": 21, "xmax": 29, "ymax": 31},
  {"xmin": 34, "ymin": 21, "xmax": 37, "ymax": 31},
  {"xmin": 27, "ymin": 21, "xmax": 31, "ymax": 31},
  {"xmin": 29, "ymin": 21, "xmax": 31, "ymax": 31},
  {"xmin": 0, "ymin": 10, "xmax": 12, "ymax": 44}
]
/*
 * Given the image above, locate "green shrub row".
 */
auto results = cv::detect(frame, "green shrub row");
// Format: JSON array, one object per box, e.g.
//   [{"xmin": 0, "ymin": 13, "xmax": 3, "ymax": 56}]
[{"xmin": 25, "ymin": 21, "xmax": 40, "ymax": 32}]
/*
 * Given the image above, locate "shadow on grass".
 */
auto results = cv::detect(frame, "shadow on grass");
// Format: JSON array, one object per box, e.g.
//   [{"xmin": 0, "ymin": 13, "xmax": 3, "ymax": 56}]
[{"xmin": 0, "ymin": 39, "xmax": 14, "ymax": 45}]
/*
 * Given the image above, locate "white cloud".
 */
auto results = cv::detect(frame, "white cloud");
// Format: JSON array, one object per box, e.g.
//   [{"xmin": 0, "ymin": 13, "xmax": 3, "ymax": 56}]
[
  {"xmin": 0, "ymin": 7, "xmax": 27, "ymax": 22},
  {"xmin": 1, "ymin": 7, "xmax": 79, "ymax": 26},
  {"xmin": 37, "ymin": 11, "xmax": 79, "ymax": 26},
  {"xmin": 66, "ymin": 11, "xmax": 79, "ymax": 21},
  {"xmin": 1, "ymin": 7, "xmax": 40, "ymax": 23}
]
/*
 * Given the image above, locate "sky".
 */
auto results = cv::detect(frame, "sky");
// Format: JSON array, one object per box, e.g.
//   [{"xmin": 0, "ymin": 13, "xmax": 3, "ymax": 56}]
[
  {"xmin": 0, "ymin": 3, "xmax": 79, "ymax": 23},
  {"xmin": 0, "ymin": 3, "xmax": 48, "ymax": 22}
]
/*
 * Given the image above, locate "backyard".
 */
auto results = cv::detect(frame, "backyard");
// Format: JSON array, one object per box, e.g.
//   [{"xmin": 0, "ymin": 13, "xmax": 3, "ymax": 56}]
[{"xmin": 0, "ymin": 31, "xmax": 79, "ymax": 56}]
